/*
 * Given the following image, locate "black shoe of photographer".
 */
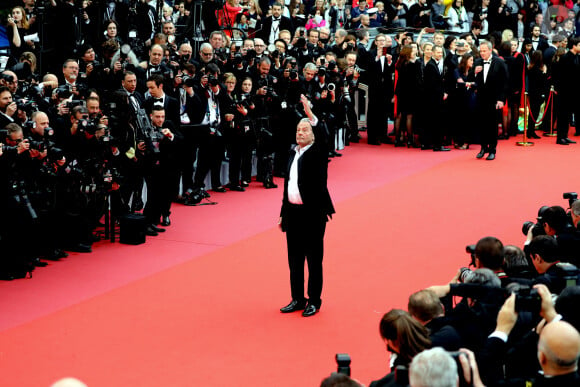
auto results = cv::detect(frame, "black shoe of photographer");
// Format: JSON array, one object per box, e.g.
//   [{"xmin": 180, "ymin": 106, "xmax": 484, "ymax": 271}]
[
  {"xmin": 200, "ymin": 189, "xmax": 211, "ymax": 198},
  {"xmin": 331, "ymin": 151, "xmax": 342, "ymax": 157},
  {"xmin": 145, "ymin": 226, "xmax": 159, "ymax": 236},
  {"xmin": 486, "ymin": 153, "xmax": 496, "ymax": 161},
  {"xmin": 65, "ymin": 244, "xmax": 92, "ymax": 253},
  {"xmin": 264, "ymin": 180, "xmax": 278, "ymax": 189},
  {"xmin": 43, "ymin": 249, "xmax": 64, "ymax": 261},
  {"xmin": 565, "ymin": 138, "xmax": 577, "ymax": 144},
  {"xmin": 32, "ymin": 258, "xmax": 48, "ymax": 267},
  {"xmin": 160, "ymin": 216, "xmax": 171, "ymax": 227},
  {"xmin": 476, "ymin": 149, "xmax": 486, "ymax": 159},
  {"xmin": 280, "ymin": 300, "xmax": 306, "ymax": 313},
  {"xmin": 150, "ymin": 224, "xmax": 165, "ymax": 233},
  {"xmin": 557, "ymin": 139, "xmax": 570, "ymax": 145}
]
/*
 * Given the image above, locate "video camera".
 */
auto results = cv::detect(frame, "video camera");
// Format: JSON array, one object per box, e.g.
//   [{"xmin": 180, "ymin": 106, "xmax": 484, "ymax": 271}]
[{"xmin": 335, "ymin": 353, "xmax": 351, "ymax": 376}]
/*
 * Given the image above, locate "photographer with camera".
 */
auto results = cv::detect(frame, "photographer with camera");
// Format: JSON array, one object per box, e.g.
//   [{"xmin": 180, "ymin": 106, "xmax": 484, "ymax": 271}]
[
  {"xmin": 190, "ymin": 64, "xmax": 227, "ymax": 196},
  {"xmin": 219, "ymin": 73, "xmax": 252, "ymax": 191},
  {"xmin": 527, "ymin": 235, "xmax": 580, "ymax": 295},
  {"xmin": 0, "ymin": 86, "xmax": 18, "ymax": 129},
  {"xmin": 139, "ymin": 105, "xmax": 181, "ymax": 235},
  {"xmin": 252, "ymin": 56, "xmax": 280, "ymax": 189},
  {"xmin": 478, "ymin": 286, "xmax": 580, "ymax": 386},
  {"xmin": 524, "ymin": 205, "xmax": 580, "ymax": 266}
]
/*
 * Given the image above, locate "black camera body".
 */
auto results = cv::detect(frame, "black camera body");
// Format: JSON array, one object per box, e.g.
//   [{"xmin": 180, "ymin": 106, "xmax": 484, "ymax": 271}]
[
  {"xmin": 514, "ymin": 286, "xmax": 541, "ymax": 314},
  {"xmin": 563, "ymin": 192, "xmax": 578, "ymax": 208},
  {"xmin": 335, "ymin": 353, "xmax": 351, "ymax": 376},
  {"xmin": 522, "ymin": 205, "xmax": 550, "ymax": 237}
]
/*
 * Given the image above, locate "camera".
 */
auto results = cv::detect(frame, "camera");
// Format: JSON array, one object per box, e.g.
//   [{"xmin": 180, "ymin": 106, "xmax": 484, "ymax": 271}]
[
  {"xmin": 318, "ymin": 66, "xmax": 327, "ymax": 77},
  {"xmin": 335, "ymin": 353, "xmax": 351, "ymax": 376},
  {"xmin": 289, "ymin": 69, "xmax": 299, "ymax": 81},
  {"xmin": 16, "ymin": 99, "xmax": 38, "ymax": 115},
  {"xmin": 522, "ymin": 206, "xmax": 549, "ymax": 237},
  {"xmin": 458, "ymin": 267, "xmax": 476, "ymax": 283},
  {"xmin": 215, "ymin": 47, "xmax": 228, "ymax": 62},
  {"xmin": 514, "ymin": 286, "xmax": 541, "ymax": 314},
  {"xmin": 207, "ymin": 75, "xmax": 220, "ymax": 88},
  {"xmin": 563, "ymin": 192, "xmax": 578, "ymax": 208},
  {"xmin": 466, "ymin": 244, "xmax": 477, "ymax": 266},
  {"xmin": 55, "ymin": 84, "xmax": 73, "ymax": 99},
  {"xmin": 327, "ymin": 83, "xmax": 336, "ymax": 92},
  {"xmin": 77, "ymin": 117, "xmax": 99, "ymax": 135},
  {"xmin": 327, "ymin": 60, "xmax": 337, "ymax": 71}
]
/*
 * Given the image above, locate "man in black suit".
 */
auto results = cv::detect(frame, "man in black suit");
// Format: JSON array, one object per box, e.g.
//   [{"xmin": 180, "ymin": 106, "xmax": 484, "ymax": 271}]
[
  {"xmin": 140, "ymin": 105, "xmax": 182, "ymax": 235},
  {"xmin": 143, "ymin": 74, "xmax": 181, "ymax": 225},
  {"xmin": 144, "ymin": 74, "xmax": 181, "ymax": 132},
  {"xmin": 474, "ymin": 40, "xmax": 508, "ymax": 160},
  {"xmin": 0, "ymin": 87, "xmax": 17, "ymax": 129},
  {"xmin": 279, "ymin": 95, "xmax": 335, "ymax": 318},
  {"xmin": 530, "ymin": 24, "xmax": 549, "ymax": 52},
  {"xmin": 258, "ymin": 3, "xmax": 294, "ymax": 45},
  {"xmin": 424, "ymin": 45, "xmax": 450, "ymax": 151},
  {"xmin": 554, "ymin": 37, "xmax": 580, "ymax": 145},
  {"xmin": 366, "ymin": 34, "xmax": 394, "ymax": 145}
]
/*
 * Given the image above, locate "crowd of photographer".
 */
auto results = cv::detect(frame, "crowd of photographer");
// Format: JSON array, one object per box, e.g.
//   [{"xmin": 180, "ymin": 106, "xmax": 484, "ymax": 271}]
[{"xmin": 320, "ymin": 194, "xmax": 580, "ymax": 386}]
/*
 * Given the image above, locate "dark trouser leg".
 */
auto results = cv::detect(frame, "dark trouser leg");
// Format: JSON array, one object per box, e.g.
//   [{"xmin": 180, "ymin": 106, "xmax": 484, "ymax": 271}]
[
  {"xmin": 286, "ymin": 215, "xmax": 307, "ymax": 303},
  {"xmin": 210, "ymin": 138, "xmax": 224, "ymax": 189},
  {"xmin": 227, "ymin": 141, "xmax": 242, "ymax": 186},
  {"xmin": 180, "ymin": 133, "xmax": 198, "ymax": 192},
  {"xmin": 241, "ymin": 132, "xmax": 255, "ymax": 182},
  {"xmin": 143, "ymin": 171, "xmax": 162, "ymax": 225},
  {"xmin": 193, "ymin": 137, "xmax": 211, "ymax": 189},
  {"xmin": 305, "ymin": 219, "xmax": 326, "ymax": 307},
  {"xmin": 557, "ymin": 103, "xmax": 571, "ymax": 141}
]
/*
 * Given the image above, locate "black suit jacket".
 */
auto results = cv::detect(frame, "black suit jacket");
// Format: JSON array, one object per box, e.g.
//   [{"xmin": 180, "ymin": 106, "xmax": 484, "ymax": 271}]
[
  {"xmin": 473, "ymin": 56, "xmax": 508, "ymax": 108},
  {"xmin": 257, "ymin": 16, "xmax": 294, "ymax": 43},
  {"xmin": 143, "ymin": 94, "xmax": 181, "ymax": 130},
  {"xmin": 423, "ymin": 58, "xmax": 445, "ymax": 107},
  {"xmin": 280, "ymin": 143, "xmax": 334, "ymax": 231}
]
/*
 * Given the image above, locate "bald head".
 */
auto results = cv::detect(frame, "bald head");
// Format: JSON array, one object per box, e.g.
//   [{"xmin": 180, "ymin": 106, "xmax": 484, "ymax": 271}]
[
  {"xmin": 538, "ymin": 321, "xmax": 580, "ymax": 375},
  {"xmin": 50, "ymin": 377, "xmax": 88, "ymax": 387}
]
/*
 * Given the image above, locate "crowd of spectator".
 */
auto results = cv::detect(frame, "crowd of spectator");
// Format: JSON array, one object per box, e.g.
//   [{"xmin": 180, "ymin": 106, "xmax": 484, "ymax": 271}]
[
  {"xmin": 0, "ymin": 0, "xmax": 579, "ymax": 281},
  {"xmin": 322, "ymin": 202, "xmax": 580, "ymax": 386}
]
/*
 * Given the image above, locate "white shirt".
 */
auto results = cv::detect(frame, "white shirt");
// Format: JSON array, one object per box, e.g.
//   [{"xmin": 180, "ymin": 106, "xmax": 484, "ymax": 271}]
[
  {"xmin": 288, "ymin": 142, "xmax": 313, "ymax": 204},
  {"xmin": 483, "ymin": 59, "xmax": 491, "ymax": 83}
]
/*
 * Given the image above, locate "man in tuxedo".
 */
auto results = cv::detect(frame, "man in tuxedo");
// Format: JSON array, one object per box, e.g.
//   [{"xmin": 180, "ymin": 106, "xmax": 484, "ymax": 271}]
[
  {"xmin": 530, "ymin": 24, "xmax": 549, "ymax": 52},
  {"xmin": 424, "ymin": 45, "xmax": 450, "ymax": 151},
  {"xmin": 366, "ymin": 34, "xmax": 394, "ymax": 145},
  {"xmin": 140, "ymin": 105, "xmax": 181, "ymax": 235},
  {"xmin": 279, "ymin": 98, "xmax": 335, "ymax": 318},
  {"xmin": 258, "ymin": 3, "xmax": 294, "ymax": 45},
  {"xmin": 554, "ymin": 37, "xmax": 580, "ymax": 145},
  {"xmin": 144, "ymin": 74, "xmax": 181, "ymax": 131},
  {"xmin": 474, "ymin": 40, "xmax": 508, "ymax": 160}
]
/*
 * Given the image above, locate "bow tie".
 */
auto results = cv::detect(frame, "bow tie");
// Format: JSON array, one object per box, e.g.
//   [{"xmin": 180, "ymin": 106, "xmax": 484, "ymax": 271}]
[
  {"xmin": 483, "ymin": 60, "xmax": 491, "ymax": 64},
  {"xmin": 149, "ymin": 64, "xmax": 159, "ymax": 70},
  {"xmin": 273, "ymin": 17, "xmax": 281, "ymax": 21},
  {"xmin": 152, "ymin": 97, "xmax": 163, "ymax": 103},
  {"xmin": 532, "ymin": 39, "xmax": 539, "ymax": 42}
]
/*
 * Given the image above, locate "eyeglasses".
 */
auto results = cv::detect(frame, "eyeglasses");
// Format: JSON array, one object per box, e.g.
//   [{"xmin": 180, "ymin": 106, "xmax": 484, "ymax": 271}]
[
  {"xmin": 201, "ymin": 52, "xmax": 213, "ymax": 56},
  {"xmin": 255, "ymin": 44, "xmax": 265, "ymax": 47}
]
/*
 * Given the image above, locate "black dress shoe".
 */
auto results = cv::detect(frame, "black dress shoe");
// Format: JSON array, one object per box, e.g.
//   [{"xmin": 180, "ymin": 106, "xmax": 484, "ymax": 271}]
[
  {"xmin": 32, "ymin": 258, "xmax": 48, "ymax": 267},
  {"xmin": 280, "ymin": 300, "xmax": 306, "ymax": 313},
  {"xmin": 528, "ymin": 133, "xmax": 541, "ymax": 139},
  {"xmin": 486, "ymin": 153, "xmax": 496, "ymax": 160},
  {"xmin": 476, "ymin": 149, "xmax": 486, "ymax": 159},
  {"xmin": 150, "ymin": 224, "xmax": 166, "ymax": 233},
  {"xmin": 302, "ymin": 304, "xmax": 320, "ymax": 317},
  {"xmin": 433, "ymin": 146, "xmax": 451, "ymax": 152},
  {"xmin": 565, "ymin": 138, "xmax": 577, "ymax": 144},
  {"xmin": 332, "ymin": 151, "xmax": 342, "ymax": 157},
  {"xmin": 145, "ymin": 226, "xmax": 158, "ymax": 236},
  {"xmin": 420, "ymin": 144, "xmax": 433, "ymax": 150},
  {"xmin": 264, "ymin": 180, "xmax": 278, "ymax": 189},
  {"xmin": 241, "ymin": 181, "xmax": 250, "ymax": 187},
  {"xmin": 557, "ymin": 139, "xmax": 570, "ymax": 145},
  {"xmin": 160, "ymin": 216, "xmax": 171, "ymax": 227},
  {"xmin": 328, "ymin": 151, "xmax": 335, "ymax": 157},
  {"xmin": 229, "ymin": 185, "xmax": 245, "ymax": 192},
  {"xmin": 212, "ymin": 186, "xmax": 227, "ymax": 193},
  {"xmin": 64, "ymin": 243, "xmax": 92, "ymax": 253}
]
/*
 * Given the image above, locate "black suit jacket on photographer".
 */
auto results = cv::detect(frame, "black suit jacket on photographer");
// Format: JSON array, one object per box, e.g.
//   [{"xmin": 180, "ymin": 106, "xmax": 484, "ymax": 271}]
[{"xmin": 141, "ymin": 120, "xmax": 182, "ymax": 169}]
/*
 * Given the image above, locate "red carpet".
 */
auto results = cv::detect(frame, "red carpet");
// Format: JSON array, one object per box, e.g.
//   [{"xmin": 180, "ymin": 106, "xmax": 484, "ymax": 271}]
[{"xmin": 1, "ymin": 134, "xmax": 578, "ymax": 386}]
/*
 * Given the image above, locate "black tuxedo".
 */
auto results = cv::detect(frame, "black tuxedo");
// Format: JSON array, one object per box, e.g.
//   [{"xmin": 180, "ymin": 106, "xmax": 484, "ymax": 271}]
[
  {"xmin": 143, "ymin": 94, "xmax": 181, "ymax": 131},
  {"xmin": 0, "ymin": 112, "xmax": 15, "ymax": 129},
  {"xmin": 257, "ymin": 16, "xmax": 294, "ymax": 44},
  {"xmin": 142, "ymin": 120, "xmax": 182, "ymax": 225},
  {"xmin": 367, "ymin": 51, "xmax": 394, "ymax": 144},
  {"xmin": 280, "ymin": 142, "xmax": 334, "ymax": 308},
  {"xmin": 473, "ymin": 56, "xmax": 508, "ymax": 154},
  {"xmin": 530, "ymin": 37, "xmax": 549, "ymax": 53},
  {"xmin": 423, "ymin": 58, "xmax": 446, "ymax": 147}
]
